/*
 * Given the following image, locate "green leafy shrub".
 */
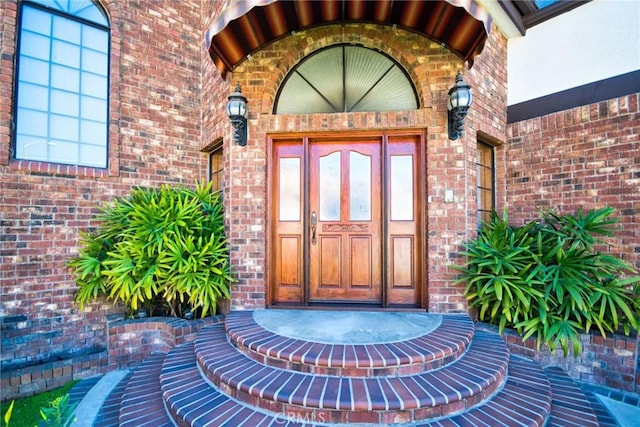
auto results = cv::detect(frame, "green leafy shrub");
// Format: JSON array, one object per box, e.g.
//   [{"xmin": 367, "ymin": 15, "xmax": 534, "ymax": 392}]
[
  {"xmin": 455, "ymin": 207, "xmax": 640, "ymax": 356},
  {"xmin": 1, "ymin": 381, "xmax": 78, "ymax": 427},
  {"xmin": 69, "ymin": 182, "xmax": 234, "ymax": 318},
  {"xmin": 39, "ymin": 394, "xmax": 76, "ymax": 427}
]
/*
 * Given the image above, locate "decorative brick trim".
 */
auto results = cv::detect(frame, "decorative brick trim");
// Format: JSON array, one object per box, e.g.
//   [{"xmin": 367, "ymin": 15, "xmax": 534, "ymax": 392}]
[{"xmin": 0, "ymin": 351, "xmax": 108, "ymax": 402}]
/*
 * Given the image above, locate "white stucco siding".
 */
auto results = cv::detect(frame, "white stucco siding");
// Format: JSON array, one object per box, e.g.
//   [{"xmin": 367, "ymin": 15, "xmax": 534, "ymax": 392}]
[{"xmin": 507, "ymin": 0, "xmax": 640, "ymax": 106}]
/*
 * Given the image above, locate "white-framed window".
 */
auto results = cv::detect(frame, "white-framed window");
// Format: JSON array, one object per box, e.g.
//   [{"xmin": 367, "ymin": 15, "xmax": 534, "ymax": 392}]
[{"xmin": 14, "ymin": 0, "xmax": 110, "ymax": 168}]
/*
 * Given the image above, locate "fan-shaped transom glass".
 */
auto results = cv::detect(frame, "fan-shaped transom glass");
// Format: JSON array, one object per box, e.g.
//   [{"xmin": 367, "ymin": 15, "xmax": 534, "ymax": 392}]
[
  {"xmin": 274, "ymin": 45, "xmax": 418, "ymax": 114},
  {"xmin": 31, "ymin": 0, "xmax": 109, "ymax": 26}
]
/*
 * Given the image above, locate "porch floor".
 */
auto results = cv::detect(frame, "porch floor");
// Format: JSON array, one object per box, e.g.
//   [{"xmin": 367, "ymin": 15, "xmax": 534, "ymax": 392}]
[
  {"xmin": 70, "ymin": 310, "xmax": 638, "ymax": 426},
  {"xmin": 253, "ymin": 309, "xmax": 441, "ymax": 344}
]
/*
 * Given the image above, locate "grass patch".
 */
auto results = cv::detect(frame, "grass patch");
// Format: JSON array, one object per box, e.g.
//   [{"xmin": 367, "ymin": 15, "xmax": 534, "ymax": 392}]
[{"xmin": 1, "ymin": 381, "xmax": 78, "ymax": 427}]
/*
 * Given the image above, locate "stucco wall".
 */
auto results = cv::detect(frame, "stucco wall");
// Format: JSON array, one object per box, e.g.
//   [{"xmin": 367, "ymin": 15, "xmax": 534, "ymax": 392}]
[{"xmin": 507, "ymin": 0, "xmax": 640, "ymax": 105}]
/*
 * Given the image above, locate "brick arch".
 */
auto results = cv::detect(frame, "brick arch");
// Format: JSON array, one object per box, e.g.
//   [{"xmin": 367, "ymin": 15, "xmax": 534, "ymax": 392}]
[{"xmin": 233, "ymin": 24, "xmax": 463, "ymax": 115}]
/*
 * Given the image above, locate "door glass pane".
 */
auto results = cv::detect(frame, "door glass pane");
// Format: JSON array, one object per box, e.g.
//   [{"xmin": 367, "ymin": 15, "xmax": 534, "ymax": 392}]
[
  {"xmin": 349, "ymin": 151, "xmax": 371, "ymax": 221},
  {"xmin": 319, "ymin": 151, "xmax": 341, "ymax": 221},
  {"xmin": 279, "ymin": 157, "xmax": 301, "ymax": 221},
  {"xmin": 391, "ymin": 155, "xmax": 413, "ymax": 221}
]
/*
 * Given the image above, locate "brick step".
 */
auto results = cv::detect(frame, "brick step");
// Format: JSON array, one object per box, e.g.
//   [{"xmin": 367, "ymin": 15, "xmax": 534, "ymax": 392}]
[
  {"xmin": 93, "ymin": 371, "xmax": 131, "ymax": 427},
  {"xmin": 159, "ymin": 340, "xmax": 596, "ymax": 426},
  {"xmin": 119, "ymin": 352, "xmax": 173, "ymax": 427},
  {"xmin": 544, "ymin": 367, "xmax": 599, "ymax": 427},
  {"xmin": 195, "ymin": 323, "xmax": 510, "ymax": 423},
  {"xmin": 161, "ymin": 342, "xmax": 281, "ymax": 426},
  {"xmin": 416, "ymin": 355, "xmax": 552, "ymax": 426},
  {"xmin": 225, "ymin": 310, "xmax": 475, "ymax": 377}
]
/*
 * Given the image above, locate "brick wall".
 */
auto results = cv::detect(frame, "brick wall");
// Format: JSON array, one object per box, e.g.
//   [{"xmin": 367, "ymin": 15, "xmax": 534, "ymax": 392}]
[
  {"xmin": 502, "ymin": 93, "xmax": 640, "ymax": 393},
  {"xmin": 478, "ymin": 323, "xmax": 640, "ymax": 393},
  {"xmin": 106, "ymin": 316, "xmax": 221, "ymax": 370},
  {"xmin": 204, "ymin": 22, "xmax": 508, "ymax": 312},
  {"xmin": 505, "ymin": 94, "xmax": 640, "ymax": 271},
  {"xmin": 0, "ymin": 0, "xmax": 208, "ymax": 399}
]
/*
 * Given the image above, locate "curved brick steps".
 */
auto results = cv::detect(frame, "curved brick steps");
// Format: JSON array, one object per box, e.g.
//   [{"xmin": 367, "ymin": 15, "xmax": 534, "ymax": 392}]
[
  {"xmin": 103, "ymin": 310, "xmax": 604, "ymax": 427},
  {"xmin": 194, "ymin": 322, "xmax": 510, "ymax": 422},
  {"xmin": 157, "ymin": 341, "xmax": 591, "ymax": 426},
  {"xmin": 119, "ymin": 352, "xmax": 173, "ymax": 427},
  {"xmin": 418, "ymin": 356, "xmax": 552, "ymax": 426},
  {"xmin": 161, "ymin": 342, "xmax": 280, "ymax": 427},
  {"xmin": 225, "ymin": 311, "xmax": 475, "ymax": 377}
]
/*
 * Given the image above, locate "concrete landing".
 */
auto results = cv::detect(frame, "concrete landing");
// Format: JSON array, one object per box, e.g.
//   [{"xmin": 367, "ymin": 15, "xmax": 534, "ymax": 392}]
[{"xmin": 253, "ymin": 309, "xmax": 442, "ymax": 344}]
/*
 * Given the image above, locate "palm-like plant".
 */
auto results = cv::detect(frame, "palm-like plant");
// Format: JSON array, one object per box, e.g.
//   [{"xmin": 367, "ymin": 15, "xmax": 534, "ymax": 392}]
[
  {"xmin": 455, "ymin": 207, "xmax": 639, "ymax": 356},
  {"xmin": 69, "ymin": 182, "xmax": 234, "ymax": 318}
]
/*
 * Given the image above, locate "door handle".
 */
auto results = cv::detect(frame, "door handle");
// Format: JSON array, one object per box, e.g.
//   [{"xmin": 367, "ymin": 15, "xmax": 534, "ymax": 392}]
[{"xmin": 311, "ymin": 211, "xmax": 317, "ymax": 245}]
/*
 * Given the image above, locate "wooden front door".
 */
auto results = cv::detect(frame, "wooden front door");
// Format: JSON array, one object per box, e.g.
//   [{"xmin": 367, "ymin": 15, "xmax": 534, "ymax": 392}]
[
  {"xmin": 270, "ymin": 132, "xmax": 424, "ymax": 308},
  {"xmin": 309, "ymin": 141, "xmax": 382, "ymax": 303}
]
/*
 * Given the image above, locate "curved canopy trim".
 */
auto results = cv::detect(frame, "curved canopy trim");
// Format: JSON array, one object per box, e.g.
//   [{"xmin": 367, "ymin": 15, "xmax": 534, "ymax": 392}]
[{"xmin": 205, "ymin": 0, "xmax": 492, "ymax": 78}]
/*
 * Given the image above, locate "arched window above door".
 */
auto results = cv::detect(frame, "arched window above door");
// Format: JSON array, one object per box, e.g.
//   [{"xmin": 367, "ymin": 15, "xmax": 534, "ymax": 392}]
[{"xmin": 274, "ymin": 45, "xmax": 418, "ymax": 115}]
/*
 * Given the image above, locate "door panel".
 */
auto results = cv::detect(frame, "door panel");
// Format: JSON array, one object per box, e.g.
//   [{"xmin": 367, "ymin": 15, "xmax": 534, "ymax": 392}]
[
  {"xmin": 350, "ymin": 236, "xmax": 372, "ymax": 287},
  {"xmin": 391, "ymin": 236, "xmax": 414, "ymax": 288},
  {"xmin": 319, "ymin": 235, "xmax": 341, "ymax": 287},
  {"xmin": 309, "ymin": 142, "xmax": 381, "ymax": 303}
]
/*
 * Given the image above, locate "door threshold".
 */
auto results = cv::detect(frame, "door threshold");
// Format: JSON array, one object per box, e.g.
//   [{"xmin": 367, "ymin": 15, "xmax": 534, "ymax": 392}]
[{"xmin": 268, "ymin": 303, "xmax": 426, "ymax": 312}]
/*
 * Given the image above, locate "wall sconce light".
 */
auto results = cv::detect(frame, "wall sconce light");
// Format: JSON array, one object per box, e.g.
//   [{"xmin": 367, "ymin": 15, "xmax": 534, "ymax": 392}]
[
  {"xmin": 226, "ymin": 83, "xmax": 248, "ymax": 146},
  {"xmin": 447, "ymin": 71, "xmax": 472, "ymax": 140}
]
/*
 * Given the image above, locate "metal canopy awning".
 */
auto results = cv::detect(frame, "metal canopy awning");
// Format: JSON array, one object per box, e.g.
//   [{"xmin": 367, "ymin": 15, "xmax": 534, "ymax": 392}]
[{"xmin": 205, "ymin": 0, "xmax": 492, "ymax": 78}]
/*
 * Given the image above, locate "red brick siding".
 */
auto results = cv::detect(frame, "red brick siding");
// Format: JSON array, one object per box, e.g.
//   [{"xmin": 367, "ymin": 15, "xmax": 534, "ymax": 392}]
[
  {"xmin": 106, "ymin": 316, "xmax": 221, "ymax": 370},
  {"xmin": 505, "ymin": 94, "xmax": 640, "ymax": 271},
  {"xmin": 1, "ymin": 0, "xmax": 208, "ymax": 398},
  {"xmin": 478, "ymin": 323, "xmax": 640, "ymax": 393},
  {"xmin": 503, "ymin": 95, "xmax": 640, "ymax": 392}
]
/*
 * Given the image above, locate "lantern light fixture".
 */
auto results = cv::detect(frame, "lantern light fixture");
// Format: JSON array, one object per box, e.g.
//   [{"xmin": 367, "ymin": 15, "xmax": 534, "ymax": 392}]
[
  {"xmin": 226, "ymin": 83, "xmax": 248, "ymax": 146},
  {"xmin": 447, "ymin": 71, "xmax": 472, "ymax": 140}
]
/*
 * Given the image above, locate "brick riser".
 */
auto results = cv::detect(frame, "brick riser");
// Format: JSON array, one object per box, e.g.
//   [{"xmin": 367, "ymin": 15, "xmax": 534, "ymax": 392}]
[
  {"xmin": 225, "ymin": 311, "xmax": 475, "ymax": 377},
  {"xmin": 195, "ymin": 323, "xmax": 510, "ymax": 423}
]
